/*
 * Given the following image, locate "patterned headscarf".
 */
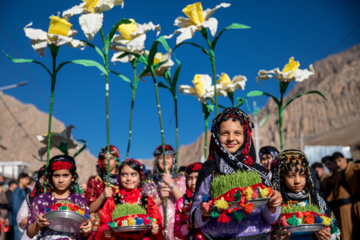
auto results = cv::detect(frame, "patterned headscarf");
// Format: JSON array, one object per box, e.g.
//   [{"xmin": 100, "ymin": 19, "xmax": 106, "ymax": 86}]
[
  {"xmin": 152, "ymin": 144, "xmax": 181, "ymax": 184},
  {"xmin": 259, "ymin": 146, "xmax": 279, "ymax": 160},
  {"xmin": 47, "ymin": 155, "xmax": 76, "ymax": 173},
  {"xmin": 97, "ymin": 145, "xmax": 120, "ymax": 186},
  {"xmin": 26, "ymin": 166, "xmax": 45, "ymax": 208},
  {"xmin": 271, "ymin": 149, "xmax": 330, "ymax": 215},
  {"xmin": 196, "ymin": 107, "xmax": 271, "ymax": 192},
  {"xmin": 184, "ymin": 162, "xmax": 202, "ymax": 200},
  {"xmin": 119, "ymin": 158, "xmax": 144, "ymax": 178}
]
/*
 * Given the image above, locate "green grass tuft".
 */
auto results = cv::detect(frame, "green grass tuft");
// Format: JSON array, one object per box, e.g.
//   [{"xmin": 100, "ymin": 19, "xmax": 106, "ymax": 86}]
[
  {"xmin": 211, "ymin": 170, "xmax": 262, "ymax": 199},
  {"xmin": 281, "ymin": 204, "xmax": 321, "ymax": 215},
  {"xmin": 112, "ymin": 204, "xmax": 147, "ymax": 220}
]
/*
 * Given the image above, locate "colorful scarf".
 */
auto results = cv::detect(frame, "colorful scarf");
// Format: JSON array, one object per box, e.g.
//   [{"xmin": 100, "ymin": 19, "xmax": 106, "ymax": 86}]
[
  {"xmin": 26, "ymin": 166, "xmax": 45, "ymax": 208},
  {"xmin": 259, "ymin": 146, "xmax": 279, "ymax": 160},
  {"xmin": 47, "ymin": 155, "xmax": 76, "ymax": 173},
  {"xmin": 97, "ymin": 145, "xmax": 120, "ymax": 186},
  {"xmin": 196, "ymin": 107, "xmax": 271, "ymax": 192},
  {"xmin": 184, "ymin": 162, "xmax": 203, "ymax": 207}
]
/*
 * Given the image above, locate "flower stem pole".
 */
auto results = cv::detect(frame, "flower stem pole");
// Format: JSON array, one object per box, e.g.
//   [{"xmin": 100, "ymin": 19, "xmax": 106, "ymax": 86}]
[
  {"xmin": 44, "ymin": 45, "xmax": 59, "ymax": 192},
  {"xmin": 150, "ymin": 67, "xmax": 168, "ymax": 238},
  {"xmin": 174, "ymin": 95, "xmax": 179, "ymax": 170},
  {"xmin": 126, "ymin": 61, "xmax": 138, "ymax": 159},
  {"xmin": 278, "ymin": 82, "xmax": 288, "ymax": 152},
  {"xmin": 201, "ymin": 103, "xmax": 213, "ymax": 159},
  {"xmin": 100, "ymin": 29, "xmax": 111, "ymax": 186},
  {"xmin": 209, "ymin": 49, "xmax": 218, "ymax": 115}
]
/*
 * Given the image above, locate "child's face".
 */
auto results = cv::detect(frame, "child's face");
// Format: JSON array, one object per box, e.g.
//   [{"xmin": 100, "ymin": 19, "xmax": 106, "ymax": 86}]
[
  {"xmin": 102, "ymin": 153, "xmax": 118, "ymax": 173},
  {"xmin": 260, "ymin": 154, "xmax": 273, "ymax": 172},
  {"xmin": 120, "ymin": 165, "xmax": 140, "ymax": 190},
  {"xmin": 186, "ymin": 172, "xmax": 199, "ymax": 192},
  {"xmin": 284, "ymin": 165, "xmax": 306, "ymax": 193},
  {"xmin": 219, "ymin": 119, "xmax": 244, "ymax": 154},
  {"xmin": 52, "ymin": 169, "xmax": 74, "ymax": 192},
  {"xmin": 157, "ymin": 154, "xmax": 173, "ymax": 172}
]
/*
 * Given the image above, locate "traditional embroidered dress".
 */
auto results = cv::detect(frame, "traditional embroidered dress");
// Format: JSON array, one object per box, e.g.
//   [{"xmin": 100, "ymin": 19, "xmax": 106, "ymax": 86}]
[
  {"xmin": 191, "ymin": 108, "xmax": 279, "ymax": 239},
  {"xmin": 27, "ymin": 192, "xmax": 90, "ymax": 240},
  {"xmin": 84, "ymin": 145, "xmax": 120, "ymax": 240},
  {"xmin": 95, "ymin": 188, "xmax": 164, "ymax": 240},
  {"xmin": 271, "ymin": 149, "xmax": 339, "ymax": 240},
  {"xmin": 174, "ymin": 163, "xmax": 204, "ymax": 240},
  {"xmin": 142, "ymin": 144, "xmax": 186, "ymax": 240}
]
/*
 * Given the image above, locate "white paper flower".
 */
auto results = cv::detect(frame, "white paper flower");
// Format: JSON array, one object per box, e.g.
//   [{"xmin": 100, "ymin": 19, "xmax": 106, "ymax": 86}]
[
  {"xmin": 217, "ymin": 73, "xmax": 246, "ymax": 93},
  {"xmin": 179, "ymin": 74, "xmax": 226, "ymax": 104},
  {"xmin": 24, "ymin": 17, "xmax": 85, "ymax": 57},
  {"xmin": 111, "ymin": 19, "xmax": 161, "ymax": 53},
  {"xmin": 256, "ymin": 57, "xmax": 315, "ymax": 83},
  {"xmin": 168, "ymin": 2, "xmax": 230, "ymax": 44},
  {"xmin": 62, "ymin": 0, "xmax": 124, "ymax": 41},
  {"xmin": 37, "ymin": 125, "xmax": 79, "ymax": 157},
  {"xmin": 110, "ymin": 46, "xmax": 144, "ymax": 63}
]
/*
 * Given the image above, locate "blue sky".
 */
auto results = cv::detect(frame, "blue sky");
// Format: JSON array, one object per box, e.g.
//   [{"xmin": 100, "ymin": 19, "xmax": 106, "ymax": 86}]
[{"xmin": 1, "ymin": 0, "xmax": 360, "ymax": 161}]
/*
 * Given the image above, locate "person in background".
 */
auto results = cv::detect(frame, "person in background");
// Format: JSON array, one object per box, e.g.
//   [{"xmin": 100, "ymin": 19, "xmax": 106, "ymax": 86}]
[
  {"xmin": 322, "ymin": 156, "xmax": 337, "ymax": 177},
  {"xmin": 10, "ymin": 173, "xmax": 29, "ymax": 240},
  {"xmin": 259, "ymin": 146, "xmax": 279, "ymax": 179},
  {"xmin": 311, "ymin": 162, "xmax": 327, "ymax": 198},
  {"xmin": 5, "ymin": 180, "xmax": 17, "ymax": 240},
  {"xmin": 354, "ymin": 159, "xmax": 360, "ymax": 168},
  {"xmin": 178, "ymin": 166, "xmax": 187, "ymax": 176},
  {"xmin": 0, "ymin": 175, "xmax": 9, "ymax": 240}
]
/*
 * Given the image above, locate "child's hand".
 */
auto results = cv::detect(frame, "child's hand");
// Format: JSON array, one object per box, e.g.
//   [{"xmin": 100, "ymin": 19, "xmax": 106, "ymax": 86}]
[
  {"xmin": 151, "ymin": 222, "xmax": 159, "ymax": 235},
  {"xmin": 102, "ymin": 187, "xmax": 113, "ymax": 199},
  {"xmin": 161, "ymin": 171, "xmax": 173, "ymax": 187},
  {"xmin": 315, "ymin": 226, "xmax": 331, "ymax": 240},
  {"xmin": 80, "ymin": 219, "xmax": 92, "ymax": 237},
  {"xmin": 271, "ymin": 228, "xmax": 291, "ymax": 240},
  {"xmin": 160, "ymin": 185, "xmax": 170, "ymax": 201},
  {"xmin": 268, "ymin": 190, "xmax": 282, "ymax": 212},
  {"xmin": 200, "ymin": 201, "xmax": 213, "ymax": 217},
  {"xmin": 36, "ymin": 214, "xmax": 50, "ymax": 228}
]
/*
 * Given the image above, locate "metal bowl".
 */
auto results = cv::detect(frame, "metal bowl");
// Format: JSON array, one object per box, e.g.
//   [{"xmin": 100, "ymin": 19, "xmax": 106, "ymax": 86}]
[
  {"xmin": 283, "ymin": 224, "xmax": 325, "ymax": 235},
  {"xmin": 112, "ymin": 224, "xmax": 151, "ymax": 233},
  {"xmin": 248, "ymin": 197, "xmax": 270, "ymax": 208},
  {"xmin": 45, "ymin": 210, "xmax": 88, "ymax": 233}
]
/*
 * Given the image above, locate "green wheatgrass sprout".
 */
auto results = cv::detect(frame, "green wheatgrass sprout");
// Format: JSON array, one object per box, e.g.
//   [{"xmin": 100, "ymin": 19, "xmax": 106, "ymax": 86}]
[
  {"xmin": 281, "ymin": 204, "xmax": 321, "ymax": 215},
  {"xmin": 211, "ymin": 170, "xmax": 262, "ymax": 199},
  {"xmin": 112, "ymin": 204, "xmax": 147, "ymax": 220}
]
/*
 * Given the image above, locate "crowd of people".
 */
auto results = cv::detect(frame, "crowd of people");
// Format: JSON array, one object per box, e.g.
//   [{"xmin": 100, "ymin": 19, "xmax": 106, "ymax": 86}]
[{"xmin": 0, "ymin": 107, "xmax": 358, "ymax": 239}]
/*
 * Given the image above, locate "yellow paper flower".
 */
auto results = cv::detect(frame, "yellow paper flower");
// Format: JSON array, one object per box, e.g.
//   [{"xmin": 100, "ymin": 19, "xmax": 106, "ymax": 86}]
[
  {"xmin": 320, "ymin": 216, "xmax": 332, "ymax": 226},
  {"xmin": 168, "ymin": 2, "xmax": 230, "ymax": 44},
  {"xmin": 24, "ymin": 20, "xmax": 85, "ymax": 57},
  {"xmin": 217, "ymin": 73, "xmax": 246, "ymax": 93},
  {"xmin": 127, "ymin": 217, "xmax": 135, "ymax": 226},
  {"xmin": 117, "ymin": 19, "xmax": 138, "ymax": 41},
  {"xmin": 214, "ymin": 197, "xmax": 229, "ymax": 210},
  {"xmin": 244, "ymin": 187, "xmax": 253, "ymax": 201},
  {"xmin": 256, "ymin": 57, "xmax": 315, "ymax": 83},
  {"xmin": 83, "ymin": 0, "xmax": 100, "ymax": 13},
  {"xmin": 179, "ymin": 74, "xmax": 227, "ymax": 104},
  {"xmin": 259, "ymin": 187, "xmax": 269, "ymax": 199}
]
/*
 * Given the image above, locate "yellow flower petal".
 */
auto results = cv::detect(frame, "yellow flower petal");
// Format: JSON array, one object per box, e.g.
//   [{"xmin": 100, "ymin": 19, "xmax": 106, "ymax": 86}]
[
  {"xmin": 192, "ymin": 74, "xmax": 205, "ymax": 96},
  {"xmin": 117, "ymin": 19, "xmax": 137, "ymax": 40},
  {"xmin": 82, "ymin": 0, "xmax": 99, "ymax": 13},
  {"xmin": 182, "ymin": 2, "xmax": 204, "ymax": 25},
  {"xmin": 154, "ymin": 53, "xmax": 163, "ymax": 65},
  {"xmin": 282, "ymin": 57, "xmax": 300, "ymax": 78},
  {"xmin": 48, "ymin": 16, "xmax": 72, "ymax": 36},
  {"xmin": 217, "ymin": 73, "xmax": 231, "ymax": 89}
]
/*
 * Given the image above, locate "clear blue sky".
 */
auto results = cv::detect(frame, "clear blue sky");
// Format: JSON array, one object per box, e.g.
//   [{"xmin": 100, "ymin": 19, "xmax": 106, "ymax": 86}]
[{"xmin": 1, "ymin": 0, "xmax": 360, "ymax": 161}]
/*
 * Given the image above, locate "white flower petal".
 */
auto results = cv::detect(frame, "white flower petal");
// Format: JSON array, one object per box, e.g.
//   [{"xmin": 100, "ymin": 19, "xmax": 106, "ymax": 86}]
[
  {"xmin": 178, "ymin": 85, "xmax": 199, "ymax": 97},
  {"xmin": 132, "ymin": 22, "xmax": 161, "ymax": 38},
  {"xmin": 95, "ymin": 0, "xmax": 124, "ymax": 13},
  {"xmin": 79, "ymin": 13, "xmax": 103, "ymax": 41},
  {"xmin": 293, "ymin": 64, "xmax": 315, "ymax": 82},
  {"xmin": 201, "ymin": 17, "xmax": 218, "ymax": 36},
  {"xmin": 126, "ymin": 34, "xmax": 146, "ymax": 52},
  {"xmin": 174, "ymin": 16, "xmax": 194, "ymax": 28},
  {"xmin": 203, "ymin": 3, "xmax": 231, "ymax": 20},
  {"xmin": 174, "ymin": 25, "xmax": 199, "ymax": 44},
  {"xmin": 24, "ymin": 23, "xmax": 48, "ymax": 55},
  {"xmin": 63, "ymin": 3, "xmax": 88, "ymax": 17},
  {"xmin": 66, "ymin": 39, "xmax": 86, "ymax": 50}
]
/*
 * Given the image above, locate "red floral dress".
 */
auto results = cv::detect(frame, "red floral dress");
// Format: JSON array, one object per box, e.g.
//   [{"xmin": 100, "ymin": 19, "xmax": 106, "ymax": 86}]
[{"xmin": 95, "ymin": 188, "xmax": 165, "ymax": 240}]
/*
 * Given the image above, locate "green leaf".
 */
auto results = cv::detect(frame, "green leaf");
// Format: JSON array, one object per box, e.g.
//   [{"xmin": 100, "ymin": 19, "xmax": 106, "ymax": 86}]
[
  {"xmin": 163, "ymin": 70, "xmax": 171, "ymax": 84},
  {"xmin": 117, "ymin": 51, "xmax": 141, "ymax": 61},
  {"xmin": 158, "ymin": 81, "xmax": 170, "ymax": 91},
  {"xmin": 104, "ymin": 19, "xmax": 133, "ymax": 53},
  {"xmin": 246, "ymin": 90, "xmax": 280, "ymax": 110},
  {"xmin": 283, "ymin": 90, "xmax": 328, "ymax": 109},
  {"xmin": 236, "ymin": 97, "xmax": 245, "ymax": 108},
  {"xmin": 212, "ymin": 23, "xmax": 251, "ymax": 50},
  {"xmin": 4, "ymin": 51, "xmax": 52, "ymax": 76},
  {"xmin": 110, "ymin": 70, "xmax": 132, "ymax": 86},
  {"xmin": 173, "ymin": 42, "xmax": 208, "ymax": 55},
  {"xmin": 148, "ymin": 36, "xmax": 169, "ymax": 66},
  {"xmin": 279, "ymin": 82, "xmax": 290, "ymax": 94},
  {"xmin": 63, "ymin": 59, "xmax": 107, "ymax": 75},
  {"xmin": 218, "ymin": 103, "xmax": 227, "ymax": 110},
  {"xmin": 172, "ymin": 55, "xmax": 182, "ymax": 87},
  {"xmin": 259, "ymin": 113, "xmax": 271, "ymax": 127},
  {"xmin": 81, "ymin": 40, "xmax": 105, "ymax": 63},
  {"xmin": 73, "ymin": 139, "xmax": 87, "ymax": 158}
]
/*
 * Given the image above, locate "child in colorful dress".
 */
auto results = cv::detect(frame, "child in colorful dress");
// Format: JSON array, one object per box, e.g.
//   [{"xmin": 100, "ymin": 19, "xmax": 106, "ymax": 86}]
[
  {"xmin": 84, "ymin": 145, "xmax": 120, "ymax": 239},
  {"xmin": 96, "ymin": 158, "xmax": 164, "ymax": 240},
  {"xmin": 271, "ymin": 149, "xmax": 339, "ymax": 240},
  {"xmin": 26, "ymin": 155, "xmax": 92, "ymax": 239},
  {"xmin": 143, "ymin": 144, "xmax": 186, "ymax": 240},
  {"xmin": 174, "ymin": 162, "xmax": 204, "ymax": 239},
  {"xmin": 191, "ymin": 107, "xmax": 283, "ymax": 239}
]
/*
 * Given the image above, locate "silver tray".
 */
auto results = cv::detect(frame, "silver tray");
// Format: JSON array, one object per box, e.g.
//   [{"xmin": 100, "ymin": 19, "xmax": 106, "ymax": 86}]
[
  {"xmin": 283, "ymin": 224, "xmax": 325, "ymax": 235},
  {"xmin": 227, "ymin": 197, "xmax": 270, "ymax": 209},
  {"xmin": 44, "ymin": 210, "xmax": 88, "ymax": 233},
  {"xmin": 112, "ymin": 224, "xmax": 151, "ymax": 233}
]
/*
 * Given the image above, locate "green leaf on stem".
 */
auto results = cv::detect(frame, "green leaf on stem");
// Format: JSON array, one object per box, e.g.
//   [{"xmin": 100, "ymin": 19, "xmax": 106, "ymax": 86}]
[
  {"xmin": 212, "ymin": 23, "xmax": 251, "ymax": 50},
  {"xmin": 279, "ymin": 82, "xmax": 290, "ymax": 95},
  {"xmin": 202, "ymin": 103, "xmax": 214, "ymax": 119},
  {"xmin": 110, "ymin": 70, "xmax": 132, "ymax": 87},
  {"xmin": 148, "ymin": 36, "xmax": 169, "ymax": 66},
  {"xmin": 246, "ymin": 90, "xmax": 280, "ymax": 110},
  {"xmin": 104, "ymin": 19, "xmax": 133, "ymax": 53},
  {"xmin": 172, "ymin": 56, "xmax": 182, "ymax": 87},
  {"xmin": 73, "ymin": 139, "xmax": 87, "ymax": 158},
  {"xmin": 173, "ymin": 42, "xmax": 208, "ymax": 55},
  {"xmin": 81, "ymin": 40, "xmax": 105, "ymax": 63},
  {"xmin": 227, "ymin": 92, "xmax": 234, "ymax": 106},
  {"xmin": 158, "ymin": 81, "xmax": 170, "ymax": 91},
  {"xmin": 283, "ymin": 90, "xmax": 327, "ymax": 109},
  {"xmin": 236, "ymin": 97, "xmax": 245, "ymax": 108},
  {"xmin": 218, "ymin": 103, "xmax": 227, "ymax": 110},
  {"xmin": 63, "ymin": 59, "xmax": 107, "ymax": 75}
]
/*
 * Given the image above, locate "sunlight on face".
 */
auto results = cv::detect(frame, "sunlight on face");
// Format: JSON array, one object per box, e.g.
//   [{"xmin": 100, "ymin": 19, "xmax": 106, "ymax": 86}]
[
  {"xmin": 120, "ymin": 165, "xmax": 140, "ymax": 190},
  {"xmin": 284, "ymin": 165, "xmax": 306, "ymax": 193},
  {"xmin": 219, "ymin": 119, "xmax": 244, "ymax": 154}
]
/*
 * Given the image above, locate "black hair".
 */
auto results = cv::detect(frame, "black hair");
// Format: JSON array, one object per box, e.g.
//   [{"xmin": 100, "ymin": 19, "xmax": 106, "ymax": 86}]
[
  {"xmin": 8, "ymin": 180, "xmax": 17, "ymax": 186},
  {"xmin": 331, "ymin": 152, "xmax": 344, "ymax": 161},
  {"xmin": 311, "ymin": 162, "xmax": 324, "ymax": 169},
  {"xmin": 355, "ymin": 159, "xmax": 360, "ymax": 164},
  {"xmin": 46, "ymin": 168, "xmax": 78, "ymax": 193},
  {"xmin": 18, "ymin": 173, "xmax": 29, "ymax": 182},
  {"xmin": 321, "ymin": 156, "xmax": 332, "ymax": 164},
  {"xmin": 118, "ymin": 161, "xmax": 142, "ymax": 186}
]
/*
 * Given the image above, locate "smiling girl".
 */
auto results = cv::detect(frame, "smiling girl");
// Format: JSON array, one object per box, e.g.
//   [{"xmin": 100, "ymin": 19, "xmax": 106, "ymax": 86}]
[
  {"xmin": 96, "ymin": 159, "xmax": 164, "ymax": 240},
  {"xmin": 26, "ymin": 155, "xmax": 92, "ymax": 240}
]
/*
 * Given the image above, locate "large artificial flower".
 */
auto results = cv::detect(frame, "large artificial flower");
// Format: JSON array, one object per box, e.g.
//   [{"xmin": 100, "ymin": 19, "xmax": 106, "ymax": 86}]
[
  {"xmin": 24, "ymin": 16, "xmax": 85, "ymax": 57},
  {"xmin": 111, "ymin": 19, "xmax": 161, "ymax": 53},
  {"xmin": 217, "ymin": 73, "xmax": 246, "ymax": 93},
  {"xmin": 179, "ymin": 74, "xmax": 226, "ymax": 103},
  {"xmin": 169, "ymin": 2, "xmax": 230, "ymax": 44},
  {"xmin": 37, "ymin": 125, "xmax": 79, "ymax": 157},
  {"xmin": 63, "ymin": 0, "xmax": 124, "ymax": 41},
  {"xmin": 256, "ymin": 57, "xmax": 315, "ymax": 83}
]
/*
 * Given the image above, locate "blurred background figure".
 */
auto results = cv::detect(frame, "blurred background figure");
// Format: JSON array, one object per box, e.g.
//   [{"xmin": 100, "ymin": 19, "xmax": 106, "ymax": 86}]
[
  {"xmin": 321, "ymin": 155, "xmax": 337, "ymax": 177},
  {"xmin": 311, "ymin": 162, "xmax": 327, "ymax": 198},
  {"xmin": 178, "ymin": 166, "xmax": 186, "ymax": 176},
  {"xmin": 354, "ymin": 159, "xmax": 360, "ymax": 168},
  {"xmin": 259, "ymin": 145, "xmax": 279, "ymax": 179},
  {"xmin": 5, "ymin": 180, "xmax": 16, "ymax": 240},
  {"xmin": 0, "ymin": 175, "xmax": 8, "ymax": 240}
]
